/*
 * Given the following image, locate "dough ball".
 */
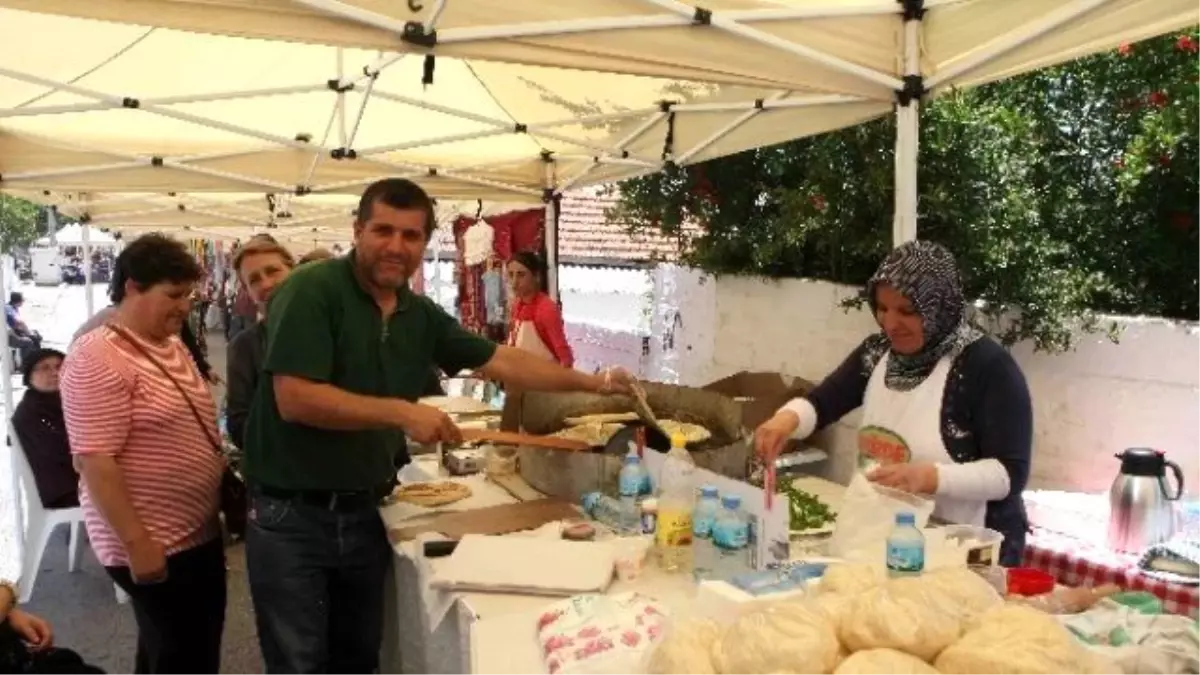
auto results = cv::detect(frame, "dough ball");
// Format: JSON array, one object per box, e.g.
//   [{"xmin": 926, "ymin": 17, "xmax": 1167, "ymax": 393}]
[
  {"xmin": 647, "ymin": 619, "xmax": 721, "ymax": 674},
  {"xmin": 839, "ymin": 577, "xmax": 962, "ymax": 662},
  {"xmin": 710, "ymin": 602, "xmax": 840, "ymax": 674},
  {"xmin": 916, "ymin": 567, "xmax": 1003, "ymax": 624},
  {"xmin": 808, "ymin": 592, "xmax": 854, "ymax": 635},
  {"xmin": 834, "ymin": 649, "xmax": 940, "ymax": 674},
  {"xmin": 819, "ymin": 563, "xmax": 886, "ymax": 596},
  {"xmin": 934, "ymin": 604, "xmax": 1098, "ymax": 674}
]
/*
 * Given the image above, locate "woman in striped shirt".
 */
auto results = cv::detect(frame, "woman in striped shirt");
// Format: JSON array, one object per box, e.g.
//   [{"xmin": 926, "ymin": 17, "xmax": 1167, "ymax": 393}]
[{"xmin": 61, "ymin": 234, "xmax": 226, "ymax": 674}]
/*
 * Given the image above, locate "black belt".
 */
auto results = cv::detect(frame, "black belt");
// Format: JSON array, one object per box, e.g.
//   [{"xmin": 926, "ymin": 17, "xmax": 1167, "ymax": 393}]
[{"xmin": 253, "ymin": 482, "xmax": 390, "ymax": 512}]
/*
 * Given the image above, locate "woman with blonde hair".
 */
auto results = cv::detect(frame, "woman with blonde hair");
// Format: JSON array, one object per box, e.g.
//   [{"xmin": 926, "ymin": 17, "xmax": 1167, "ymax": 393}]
[{"xmin": 62, "ymin": 233, "xmax": 226, "ymax": 673}]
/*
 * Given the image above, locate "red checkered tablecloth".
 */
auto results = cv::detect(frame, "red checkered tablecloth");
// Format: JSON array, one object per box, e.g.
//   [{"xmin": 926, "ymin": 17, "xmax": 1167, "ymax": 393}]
[{"xmin": 1023, "ymin": 527, "xmax": 1199, "ymax": 618}]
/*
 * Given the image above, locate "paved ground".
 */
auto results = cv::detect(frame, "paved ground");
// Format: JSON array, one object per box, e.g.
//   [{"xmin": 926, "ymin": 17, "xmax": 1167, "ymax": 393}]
[{"xmin": 0, "ymin": 284, "xmax": 264, "ymax": 672}]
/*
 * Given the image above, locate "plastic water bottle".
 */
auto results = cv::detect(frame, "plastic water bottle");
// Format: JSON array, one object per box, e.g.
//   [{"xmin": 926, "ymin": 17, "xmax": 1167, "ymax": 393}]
[
  {"xmin": 711, "ymin": 495, "xmax": 751, "ymax": 579},
  {"xmin": 618, "ymin": 453, "xmax": 645, "ymax": 533},
  {"xmin": 886, "ymin": 512, "xmax": 926, "ymax": 578},
  {"xmin": 581, "ymin": 492, "xmax": 637, "ymax": 534},
  {"xmin": 692, "ymin": 486, "xmax": 721, "ymax": 581},
  {"xmin": 655, "ymin": 434, "xmax": 697, "ymax": 573}
]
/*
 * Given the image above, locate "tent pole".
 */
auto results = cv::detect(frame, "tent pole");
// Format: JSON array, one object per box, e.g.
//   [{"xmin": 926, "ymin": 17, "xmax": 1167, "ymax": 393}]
[
  {"xmin": 672, "ymin": 94, "xmax": 865, "ymax": 113},
  {"xmin": 0, "ymin": 84, "xmax": 328, "ymax": 120},
  {"xmin": 542, "ymin": 155, "xmax": 560, "ymax": 303},
  {"xmin": 676, "ymin": 91, "xmax": 789, "ymax": 163},
  {"xmin": 83, "ymin": 223, "xmax": 94, "ymax": 319},
  {"xmin": 0, "ymin": 198, "xmax": 21, "ymax": 574},
  {"xmin": 893, "ymin": 4, "xmax": 923, "ymax": 245}
]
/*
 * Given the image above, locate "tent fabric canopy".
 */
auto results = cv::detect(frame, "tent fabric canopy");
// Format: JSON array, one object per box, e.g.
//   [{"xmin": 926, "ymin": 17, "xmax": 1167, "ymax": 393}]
[
  {"xmin": 0, "ymin": 0, "xmax": 1195, "ymax": 234},
  {"xmin": 32, "ymin": 223, "xmax": 118, "ymax": 247}
]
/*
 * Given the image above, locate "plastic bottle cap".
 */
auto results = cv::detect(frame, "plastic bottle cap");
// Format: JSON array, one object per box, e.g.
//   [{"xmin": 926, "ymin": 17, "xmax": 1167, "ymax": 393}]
[
  {"xmin": 700, "ymin": 486, "xmax": 719, "ymax": 498},
  {"xmin": 623, "ymin": 454, "xmax": 640, "ymax": 465},
  {"xmin": 721, "ymin": 494, "xmax": 742, "ymax": 510},
  {"xmin": 895, "ymin": 511, "xmax": 916, "ymax": 526},
  {"xmin": 670, "ymin": 433, "xmax": 687, "ymax": 448}
]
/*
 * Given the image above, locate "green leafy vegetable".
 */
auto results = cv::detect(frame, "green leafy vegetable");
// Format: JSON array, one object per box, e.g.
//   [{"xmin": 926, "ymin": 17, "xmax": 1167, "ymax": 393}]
[{"xmin": 784, "ymin": 485, "xmax": 837, "ymax": 531}]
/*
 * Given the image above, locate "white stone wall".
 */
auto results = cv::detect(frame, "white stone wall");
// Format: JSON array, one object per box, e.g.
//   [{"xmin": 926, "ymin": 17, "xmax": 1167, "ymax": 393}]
[{"xmin": 653, "ymin": 273, "xmax": 1200, "ymax": 496}]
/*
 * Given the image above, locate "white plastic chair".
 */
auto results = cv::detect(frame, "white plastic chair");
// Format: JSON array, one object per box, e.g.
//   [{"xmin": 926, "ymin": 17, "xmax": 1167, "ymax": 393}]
[
  {"xmin": 11, "ymin": 433, "xmax": 85, "ymax": 603},
  {"xmin": 11, "ymin": 434, "xmax": 129, "ymax": 604}
]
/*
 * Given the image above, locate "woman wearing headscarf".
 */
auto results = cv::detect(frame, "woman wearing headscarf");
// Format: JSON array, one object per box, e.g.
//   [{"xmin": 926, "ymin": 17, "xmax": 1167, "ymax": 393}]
[
  {"xmin": 755, "ymin": 241, "xmax": 1033, "ymax": 565},
  {"xmin": 506, "ymin": 251, "xmax": 574, "ymax": 367},
  {"xmin": 11, "ymin": 349, "xmax": 79, "ymax": 509}
]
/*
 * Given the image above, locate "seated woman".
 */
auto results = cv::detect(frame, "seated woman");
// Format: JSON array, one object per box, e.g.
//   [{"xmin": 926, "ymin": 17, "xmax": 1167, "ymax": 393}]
[
  {"xmin": 11, "ymin": 349, "xmax": 79, "ymax": 509},
  {"xmin": 0, "ymin": 580, "xmax": 104, "ymax": 673},
  {"xmin": 755, "ymin": 241, "xmax": 1033, "ymax": 566}
]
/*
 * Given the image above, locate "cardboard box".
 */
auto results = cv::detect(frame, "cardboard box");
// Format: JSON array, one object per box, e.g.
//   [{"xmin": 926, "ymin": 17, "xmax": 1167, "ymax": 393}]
[{"xmin": 702, "ymin": 371, "xmax": 816, "ymax": 429}]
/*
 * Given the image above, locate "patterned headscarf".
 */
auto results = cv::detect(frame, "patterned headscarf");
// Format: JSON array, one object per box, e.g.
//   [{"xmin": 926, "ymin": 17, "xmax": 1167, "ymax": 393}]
[{"xmin": 862, "ymin": 240, "xmax": 983, "ymax": 391}]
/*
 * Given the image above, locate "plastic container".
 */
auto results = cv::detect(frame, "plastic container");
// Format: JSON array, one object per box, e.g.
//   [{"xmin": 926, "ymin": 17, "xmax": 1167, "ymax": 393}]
[
  {"xmin": 618, "ymin": 453, "xmax": 645, "ymax": 532},
  {"xmin": 712, "ymin": 494, "xmax": 752, "ymax": 579},
  {"xmin": 582, "ymin": 492, "xmax": 639, "ymax": 535},
  {"xmin": 692, "ymin": 486, "xmax": 721, "ymax": 581},
  {"xmin": 1006, "ymin": 567, "xmax": 1055, "ymax": 596},
  {"xmin": 640, "ymin": 498, "xmax": 658, "ymax": 536},
  {"xmin": 885, "ymin": 511, "xmax": 925, "ymax": 578},
  {"xmin": 613, "ymin": 536, "xmax": 653, "ymax": 581},
  {"xmin": 655, "ymin": 434, "xmax": 697, "ymax": 573},
  {"xmin": 940, "ymin": 524, "xmax": 1005, "ymax": 567}
]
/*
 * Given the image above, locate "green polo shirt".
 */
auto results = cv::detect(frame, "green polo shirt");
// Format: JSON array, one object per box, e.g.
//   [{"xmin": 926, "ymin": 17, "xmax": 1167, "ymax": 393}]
[{"xmin": 242, "ymin": 253, "xmax": 497, "ymax": 491}]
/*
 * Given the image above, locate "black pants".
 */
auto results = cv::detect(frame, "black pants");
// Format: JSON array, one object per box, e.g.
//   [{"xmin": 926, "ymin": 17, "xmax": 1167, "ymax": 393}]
[{"xmin": 106, "ymin": 538, "xmax": 226, "ymax": 674}]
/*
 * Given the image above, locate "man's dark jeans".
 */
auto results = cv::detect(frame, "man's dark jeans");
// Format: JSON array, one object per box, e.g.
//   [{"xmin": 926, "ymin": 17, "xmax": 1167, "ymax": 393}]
[{"xmin": 245, "ymin": 491, "xmax": 392, "ymax": 674}]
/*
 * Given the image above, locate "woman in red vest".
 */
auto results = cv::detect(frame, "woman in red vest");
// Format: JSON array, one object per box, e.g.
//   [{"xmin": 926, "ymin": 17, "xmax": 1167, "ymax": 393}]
[{"xmin": 506, "ymin": 251, "xmax": 573, "ymax": 367}]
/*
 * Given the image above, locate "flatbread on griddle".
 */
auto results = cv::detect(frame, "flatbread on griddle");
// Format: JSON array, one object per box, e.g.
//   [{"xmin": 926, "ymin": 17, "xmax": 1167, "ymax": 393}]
[{"xmin": 392, "ymin": 481, "xmax": 472, "ymax": 507}]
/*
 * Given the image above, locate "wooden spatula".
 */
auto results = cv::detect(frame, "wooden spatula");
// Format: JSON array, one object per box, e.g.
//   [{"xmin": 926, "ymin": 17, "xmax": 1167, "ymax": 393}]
[{"xmin": 459, "ymin": 428, "xmax": 592, "ymax": 452}]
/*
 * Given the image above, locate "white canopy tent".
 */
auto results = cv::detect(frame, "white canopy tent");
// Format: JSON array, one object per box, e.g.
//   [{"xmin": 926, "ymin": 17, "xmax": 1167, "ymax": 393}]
[{"xmin": 0, "ymin": 0, "xmax": 1195, "ymax": 582}]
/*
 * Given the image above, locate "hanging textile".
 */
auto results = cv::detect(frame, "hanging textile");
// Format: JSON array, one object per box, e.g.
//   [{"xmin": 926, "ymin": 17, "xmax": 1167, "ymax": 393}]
[{"xmin": 453, "ymin": 215, "xmax": 487, "ymax": 334}]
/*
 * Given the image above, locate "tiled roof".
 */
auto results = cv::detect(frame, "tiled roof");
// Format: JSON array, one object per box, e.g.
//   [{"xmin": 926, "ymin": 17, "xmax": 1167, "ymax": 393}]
[
  {"xmin": 556, "ymin": 187, "xmax": 694, "ymax": 265},
  {"xmin": 428, "ymin": 185, "xmax": 696, "ymax": 266}
]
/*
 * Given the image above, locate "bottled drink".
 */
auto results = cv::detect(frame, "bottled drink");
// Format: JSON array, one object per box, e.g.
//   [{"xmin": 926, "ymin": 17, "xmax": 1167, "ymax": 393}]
[
  {"xmin": 618, "ymin": 453, "xmax": 645, "ymax": 533},
  {"xmin": 691, "ymin": 486, "xmax": 721, "ymax": 581},
  {"xmin": 581, "ymin": 492, "xmax": 638, "ymax": 534},
  {"xmin": 711, "ymin": 494, "xmax": 751, "ymax": 579},
  {"xmin": 886, "ymin": 512, "xmax": 925, "ymax": 578},
  {"xmin": 655, "ymin": 434, "xmax": 697, "ymax": 573}
]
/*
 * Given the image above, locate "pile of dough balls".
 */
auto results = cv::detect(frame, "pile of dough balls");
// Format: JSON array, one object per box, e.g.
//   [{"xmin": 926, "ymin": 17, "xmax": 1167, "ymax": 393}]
[{"xmin": 647, "ymin": 564, "xmax": 1122, "ymax": 674}]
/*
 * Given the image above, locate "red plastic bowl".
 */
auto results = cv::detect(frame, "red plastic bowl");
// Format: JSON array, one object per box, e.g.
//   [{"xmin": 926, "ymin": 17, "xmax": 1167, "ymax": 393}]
[{"xmin": 1007, "ymin": 567, "xmax": 1055, "ymax": 596}]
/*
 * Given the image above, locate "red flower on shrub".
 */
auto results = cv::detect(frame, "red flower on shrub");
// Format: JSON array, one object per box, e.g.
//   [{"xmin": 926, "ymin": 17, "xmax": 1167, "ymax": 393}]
[
  {"xmin": 1113, "ymin": 157, "xmax": 1125, "ymax": 169},
  {"xmin": 810, "ymin": 195, "xmax": 828, "ymax": 212},
  {"xmin": 1147, "ymin": 91, "xmax": 1168, "ymax": 108},
  {"xmin": 1118, "ymin": 43, "xmax": 1133, "ymax": 56},
  {"xmin": 1177, "ymin": 35, "xmax": 1198, "ymax": 53},
  {"xmin": 1159, "ymin": 154, "xmax": 1172, "ymax": 167}
]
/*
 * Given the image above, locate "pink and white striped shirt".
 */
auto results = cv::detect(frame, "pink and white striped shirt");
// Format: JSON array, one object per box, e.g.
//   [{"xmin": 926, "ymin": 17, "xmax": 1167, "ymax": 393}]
[{"xmin": 61, "ymin": 326, "xmax": 223, "ymax": 567}]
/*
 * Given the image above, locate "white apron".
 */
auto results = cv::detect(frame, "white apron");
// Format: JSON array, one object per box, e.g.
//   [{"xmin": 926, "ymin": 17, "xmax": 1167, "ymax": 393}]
[
  {"xmin": 510, "ymin": 320, "xmax": 556, "ymax": 362},
  {"xmin": 858, "ymin": 352, "xmax": 986, "ymax": 527}
]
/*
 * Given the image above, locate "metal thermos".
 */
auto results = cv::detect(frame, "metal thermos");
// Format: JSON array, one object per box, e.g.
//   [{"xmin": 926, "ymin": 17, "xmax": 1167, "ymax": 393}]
[{"xmin": 1107, "ymin": 448, "xmax": 1184, "ymax": 553}]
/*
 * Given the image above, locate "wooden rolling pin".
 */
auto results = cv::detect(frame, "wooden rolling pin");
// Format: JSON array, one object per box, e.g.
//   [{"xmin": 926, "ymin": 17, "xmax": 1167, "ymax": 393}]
[{"xmin": 459, "ymin": 428, "xmax": 592, "ymax": 452}]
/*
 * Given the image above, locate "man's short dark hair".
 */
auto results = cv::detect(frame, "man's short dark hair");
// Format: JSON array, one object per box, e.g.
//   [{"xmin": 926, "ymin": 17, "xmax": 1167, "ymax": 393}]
[
  {"xmin": 355, "ymin": 178, "xmax": 436, "ymax": 238},
  {"xmin": 109, "ymin": 233, "xmax": 204, "ymax": 303},
  {"xmin": 8, "ymin": 292, "xmax": 22, "ymax": 306}
]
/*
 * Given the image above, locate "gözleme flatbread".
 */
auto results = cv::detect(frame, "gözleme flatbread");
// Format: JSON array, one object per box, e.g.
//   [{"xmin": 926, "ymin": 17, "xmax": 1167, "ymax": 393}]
[{"xmin": 393, "ymin": 481, "xmax": 472, "ymax": 507}]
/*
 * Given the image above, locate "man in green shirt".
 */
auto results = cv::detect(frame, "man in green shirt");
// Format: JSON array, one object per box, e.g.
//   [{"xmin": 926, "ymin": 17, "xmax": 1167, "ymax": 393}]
[{"xmin": 243, "ymin": 177, "xmax": 631, "ymax": 674}]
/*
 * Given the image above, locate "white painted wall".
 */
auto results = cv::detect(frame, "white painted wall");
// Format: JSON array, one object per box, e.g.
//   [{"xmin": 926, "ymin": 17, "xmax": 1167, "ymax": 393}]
[{"xmin": 651, "ymin": 273, "xmax": 1200, "ymax": 496}]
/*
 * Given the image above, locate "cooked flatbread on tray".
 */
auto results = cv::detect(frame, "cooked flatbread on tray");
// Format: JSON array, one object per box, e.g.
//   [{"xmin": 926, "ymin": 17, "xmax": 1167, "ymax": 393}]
[
  {"xmin": 562, "ymin": 412, "xmax": 640, "ymax": 426},
  {"xmin": 659, "ymin": 420, "xmax": 713, "ymax": 444},
  {"xmin": 392, "ymin": 481, "xmax": 472, "ymax": 507}
]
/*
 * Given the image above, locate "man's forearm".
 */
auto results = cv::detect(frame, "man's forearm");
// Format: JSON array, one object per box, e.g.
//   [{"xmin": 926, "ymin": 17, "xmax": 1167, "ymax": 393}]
[
  {"xmin": 274, "ymin": 376, "xmax": 413, "ymax": 431},
  {"xmin": 479, "ymin": 345, "xmax": 602, "ymax": 392},
  {"xmin": 77, "ymin": 456, "xmax": 150, "ymax": 549}
]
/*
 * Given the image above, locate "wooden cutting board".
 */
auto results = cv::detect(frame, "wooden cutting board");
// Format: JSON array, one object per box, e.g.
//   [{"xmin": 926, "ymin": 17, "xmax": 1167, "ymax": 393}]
[{"xmin": 387, "ymin": 498, "xmax": 579, "ymax": 542}]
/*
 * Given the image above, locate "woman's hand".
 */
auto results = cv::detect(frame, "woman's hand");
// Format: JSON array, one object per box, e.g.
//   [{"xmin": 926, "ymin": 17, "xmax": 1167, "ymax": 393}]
[
  {"xmin": 754, "ymin": 411, "xmax": 800, "ymax": 465},
  {"xmin": 868, "ymin": 462, "xmax": 939, "ymax": 495},
  {"xmin": 9, "ymin": 609, "xmax": 53, "ymax": 651}
]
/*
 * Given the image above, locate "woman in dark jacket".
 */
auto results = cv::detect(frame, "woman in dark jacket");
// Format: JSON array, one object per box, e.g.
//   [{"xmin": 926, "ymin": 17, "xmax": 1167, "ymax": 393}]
[{"xmin": 11, "ymin": 349, "xmax": 79, "ymax": 509}]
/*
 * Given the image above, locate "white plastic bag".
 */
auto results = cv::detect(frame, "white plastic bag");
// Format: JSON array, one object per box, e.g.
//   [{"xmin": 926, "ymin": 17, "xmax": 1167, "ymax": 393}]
[
  {"xmin": 537, "ymin": 593, "xmax": 669, "ymax": 675},
  {"xmin": 827, "ymin": 474, "xmax": 933, "ymax": 562}
]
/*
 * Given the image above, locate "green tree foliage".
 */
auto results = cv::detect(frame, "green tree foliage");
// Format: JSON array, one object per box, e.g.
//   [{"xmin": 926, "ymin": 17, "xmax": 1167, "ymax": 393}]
[
  {"xmin": 612, "ymin": 31, "xmax": 1199, "ymax": 352},
  {"xmin": 0, "ymin": 194, "xmax": 43, "ymax": 254}
]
